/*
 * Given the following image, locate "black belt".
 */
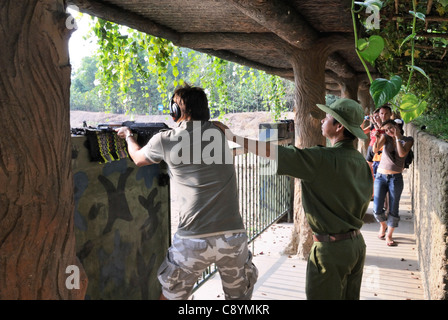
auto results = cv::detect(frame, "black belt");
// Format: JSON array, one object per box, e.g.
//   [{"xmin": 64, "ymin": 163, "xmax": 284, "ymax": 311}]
[
  {"xmin": 377, "ymin": 172, "xmax": 402, "ymax": 178},
  {"xmin": 313, "ymin": 230, "xmax": 361, "ymax": 242}
]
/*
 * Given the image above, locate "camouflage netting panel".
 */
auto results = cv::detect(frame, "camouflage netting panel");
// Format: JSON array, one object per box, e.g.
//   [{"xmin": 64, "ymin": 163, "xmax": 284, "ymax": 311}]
[{"xmin": 71, "ymin": 136, "xmax": 170, "ymax": 300}]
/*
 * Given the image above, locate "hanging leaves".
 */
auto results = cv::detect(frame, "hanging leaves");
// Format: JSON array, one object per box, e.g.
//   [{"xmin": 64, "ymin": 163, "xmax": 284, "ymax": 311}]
[
  {"xmin": 357, "ymin": 35, "xmax": 385, "ymax": 66},
  {"xmin": 409, "ymin": 10, "xmax": 426, "ymax": 22},
  {"xmin": 91, "ymin": 17, "xmax": 181, "ymax": 112},
  {"xmin": 352, "ymin": 0, "xmax": 433, "ymax": 122},
  {"xmin": 87, "ymin": 15, "xmax": 291, "ymax": 118},
  {"xmin": 399, "ymin": 93, "xmax": 428, "ymax": 123},
  {"xmin": 354, "ymin": 0, "xmax": 383, "ymax": 11},
  {"xmin": 370, "ymin": 75, "xmax": 402, "ymax": 108}
]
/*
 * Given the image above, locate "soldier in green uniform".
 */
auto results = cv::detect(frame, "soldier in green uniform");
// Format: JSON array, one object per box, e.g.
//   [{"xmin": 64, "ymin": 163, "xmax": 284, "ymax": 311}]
[{"xmin": 214, "ymin": 98, "xmax": 373, "ymax": 299}]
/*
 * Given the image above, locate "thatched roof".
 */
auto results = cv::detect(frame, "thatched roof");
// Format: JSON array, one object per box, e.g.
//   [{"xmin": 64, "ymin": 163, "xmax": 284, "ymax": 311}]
[{"xmin": 71, "ymin": 0, "xmax": 376, "ymax": 92}]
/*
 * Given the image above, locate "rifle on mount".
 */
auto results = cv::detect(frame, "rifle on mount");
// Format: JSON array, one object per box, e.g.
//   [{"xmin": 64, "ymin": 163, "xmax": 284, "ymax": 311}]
[
  {"xmin": 97, "ymin": 121, "xmax": 170, "ymax": 147},
  {"xmin": 72, "ymin": 121, "xmax": 170, "ymax": 163}
]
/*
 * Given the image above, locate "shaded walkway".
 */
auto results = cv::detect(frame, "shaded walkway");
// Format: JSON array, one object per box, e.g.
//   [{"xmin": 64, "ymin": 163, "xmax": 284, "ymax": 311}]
[{"xmin": 193, "ymin": 171, "xmax": 424, "ymax": 300}]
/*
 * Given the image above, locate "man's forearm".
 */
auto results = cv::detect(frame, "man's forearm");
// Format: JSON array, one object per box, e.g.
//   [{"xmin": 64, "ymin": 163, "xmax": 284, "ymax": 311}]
[
  {"xmin": 116, "ymin": 127, "xmax": 153, "ymax": 166},
  {"xmin": 125, "ymin": 135, "xmax": 141, "ymax": 158},
  {"xmin": 229, "ymin": 133, "xmax": 277, "ymax": 160},
  {"xmin": 126, "ymin": 136, "xmax": 154, "ymax": 166}
]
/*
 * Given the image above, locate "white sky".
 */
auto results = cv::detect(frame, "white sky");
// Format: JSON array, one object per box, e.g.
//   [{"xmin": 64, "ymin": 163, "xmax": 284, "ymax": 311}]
[{"xmin": 67, "ymin": 8, "xmax": 97, "ymax": 71}]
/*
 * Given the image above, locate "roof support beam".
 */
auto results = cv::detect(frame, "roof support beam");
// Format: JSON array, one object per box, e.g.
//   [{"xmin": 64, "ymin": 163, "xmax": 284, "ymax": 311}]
[
  {"xmin": 326, "ymin": 53, "xmax": 356, "ymax": 79},
  {"xmin": 227, "ymin": 0, "xmax": 318, "ymax": 50},
  {"xmin": 197, "ymin": 48, "xmax": 294, "ymax": 80},
  {"xmin": 70, "ymin": 0, "xmax": 292, "ymax": 78},
  {"xmin": 70, "ymin": 0, "xmax": 359, "ymax": 83},
  {"xmin": 177, "ymin": 32, "xmax": 285, "ymax": 51},
  {"xmin": 69, "ymin": 0, "xmax": 180, "ymax": 42},
  {"xmin": 179, "ymin": 32, "xmax": 357, "ymax": 81}
]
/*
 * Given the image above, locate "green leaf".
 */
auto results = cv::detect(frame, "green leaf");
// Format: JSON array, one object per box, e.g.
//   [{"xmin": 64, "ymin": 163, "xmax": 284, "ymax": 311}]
[
  {"xmin": 399, "ymin": 93, "xmax": 428, "ymax": 123},
  {"xmin": 357, "ymin": 35, "xmax": 385, "ymax": 66},
  {"xmin": 409, "ymin": 11, "xmax": 426, "ymax": 22},
  {"xmin": 354, "ymin": 0, "xmax": 383, "ymax": 10},
  {"xmin": 358, "ymin": 41, "xmax": 369, "ymax": 51},
  {"xmin": 406, "ymin": 65, "xmax": 430, "ymax": 82},
  {"xmin": 370, "ymin": 75, "xmax": 402, "ymax": 108},
  {"xmin": 400, "ymin": 33, "xmax": 416, "ymax": 48}
]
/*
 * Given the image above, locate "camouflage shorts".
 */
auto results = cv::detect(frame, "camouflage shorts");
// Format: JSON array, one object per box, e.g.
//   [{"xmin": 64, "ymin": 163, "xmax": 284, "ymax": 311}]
[{"xmin": 157, "ymin": 232, "xmax": 258, "ymax": 300}]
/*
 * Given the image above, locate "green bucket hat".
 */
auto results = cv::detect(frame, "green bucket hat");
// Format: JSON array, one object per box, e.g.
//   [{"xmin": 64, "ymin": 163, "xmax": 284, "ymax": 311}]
[{"xmin": 316, "ymin": 98, "xmax": 367, "ymax": 139}]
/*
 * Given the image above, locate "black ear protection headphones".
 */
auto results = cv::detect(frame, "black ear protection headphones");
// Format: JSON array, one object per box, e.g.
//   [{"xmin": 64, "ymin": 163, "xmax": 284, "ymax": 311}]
[{"xmin": 169, "ymin": 94, "xmax": 181, "ymax": 122}]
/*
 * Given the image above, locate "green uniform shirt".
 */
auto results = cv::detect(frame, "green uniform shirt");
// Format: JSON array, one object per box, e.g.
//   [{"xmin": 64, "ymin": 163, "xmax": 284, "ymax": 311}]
[{"xmin": 277, "ymin": 140, "xmax": 373, "ymax": 235}]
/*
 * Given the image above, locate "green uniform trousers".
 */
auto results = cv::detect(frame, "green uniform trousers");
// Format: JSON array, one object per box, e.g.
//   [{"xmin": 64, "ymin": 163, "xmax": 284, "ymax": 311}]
[{"xmin": 306, "ymin": 234, "xmax": 366, "ymax": 300}]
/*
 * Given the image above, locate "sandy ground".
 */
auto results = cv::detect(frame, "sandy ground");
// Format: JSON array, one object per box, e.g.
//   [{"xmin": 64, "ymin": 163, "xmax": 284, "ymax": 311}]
[{"xmin": 70, "ymin": 110, "xmax": 295, "ymax": 138}]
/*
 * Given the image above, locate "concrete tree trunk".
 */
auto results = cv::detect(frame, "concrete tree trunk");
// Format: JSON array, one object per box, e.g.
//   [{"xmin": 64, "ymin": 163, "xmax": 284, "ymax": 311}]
[
  {"xmin": 357, "ymin": 81, "xmax": 375, "ymax": 154},
  {"xmin": 340, "ymin": 77, "xmax": 359, "ymax": 100},
  {"xmin": 284, "ymin": 42, "xmax": 328, "ymax": 259},
  {"xmin": 0, "ymin": 0, "xmax": 87, "ymax": 299}
]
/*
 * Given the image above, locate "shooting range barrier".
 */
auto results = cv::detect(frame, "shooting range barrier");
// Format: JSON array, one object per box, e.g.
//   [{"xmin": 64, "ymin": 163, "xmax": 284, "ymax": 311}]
[{"xmin": 71, "ymin": 123, "xmax": 170, "ymax": 299}]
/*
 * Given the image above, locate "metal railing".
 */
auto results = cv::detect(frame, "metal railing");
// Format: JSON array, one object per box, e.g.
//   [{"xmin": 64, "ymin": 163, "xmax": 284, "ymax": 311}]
[
  {"xmin": 194, "ymin": 138, "xmax": 294, "ymax": 291},
  {"xmin": 234, "ymin": 139, "xmax": 293, "ymax": 243}
]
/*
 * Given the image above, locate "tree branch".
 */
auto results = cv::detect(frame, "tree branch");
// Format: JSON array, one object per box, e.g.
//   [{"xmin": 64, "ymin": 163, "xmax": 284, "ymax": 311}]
[
  {"xmin": 227, "ymin": 0, "xmax": 318, "ymax": 50},
  {"xmin": 196, "ymin": 48, "xmax": 294, "ymax": 80},
  {"xmin": 69, "ymin": 0, "xmax": 180, "ymax": 42},
  {"xmin": 177, "ymin": 32, "xmax": 285, "ymax": 51}
]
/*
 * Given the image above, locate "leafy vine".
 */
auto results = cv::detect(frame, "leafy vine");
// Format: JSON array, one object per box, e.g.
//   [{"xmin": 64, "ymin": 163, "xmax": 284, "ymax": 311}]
[
  {"xmin": 92, "ymin": 18, "xmax": 180, "ymax": 111},
  {"xmin": 352, "ymin": 0, "xmax": 434, "ymax": 122},
  {"xmin": 87, "ymin": 15, "xmax": 290, "ymax": 120}
]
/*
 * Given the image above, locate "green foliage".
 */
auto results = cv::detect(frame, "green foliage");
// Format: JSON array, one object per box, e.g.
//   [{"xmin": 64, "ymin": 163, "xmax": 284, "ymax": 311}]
[
  {"xmin": 357, "ymin": 35, "xmax": 385, "ymax": 66},
  {"xmin": 369, "ymin": 75, "xmax": 402, "ymax": 107},
  {"xmin": 71, "ymin": 14, "xmax": 293, "ymax": 119},
  {"xmin": 399, "ymin": 93, "xmax": 428, "ymax": 123},
  {"xmin": 352, "ymin": 0, "xmax": 448, "ymax": 124},
  {"xmin": 91, "ymin": 18, "xmax": 179, "ymax": 111},
  {"xmin": 412, "ymin": 108, "xmax": 448, "ymax": 142}
]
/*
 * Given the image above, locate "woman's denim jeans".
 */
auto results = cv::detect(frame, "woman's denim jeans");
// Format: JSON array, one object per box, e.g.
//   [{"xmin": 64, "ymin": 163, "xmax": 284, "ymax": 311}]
[{"xmin": 373, "ymin": 172, "xmax": 404, "ymax": 228}]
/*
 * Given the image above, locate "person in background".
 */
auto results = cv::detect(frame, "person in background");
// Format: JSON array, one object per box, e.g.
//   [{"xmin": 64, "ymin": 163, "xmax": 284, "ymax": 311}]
[
  {"xmin": 372, "ymin": 119, "xmax": 414, "ymax": 246},
  {"xmin": 116, "ymin": 84, "xmax": 258, "ymax": 300},
  {"xmin": 371, "ymin": 105, "xmax": 394, "ymax": 225},
  {"xmin": 214, "ymin": 98, "xmax": 373, "ymax": 300},
  {"xmin": 362, "ymin": 108, "xmax": 382, "ymax": 198},
  {"xmin": 379, "ymin": 105, "xmax": 393, "ymax": 124},
  {"xmin": 373, "ymin": 105, "xmax": 393, "ymax": 174}
]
